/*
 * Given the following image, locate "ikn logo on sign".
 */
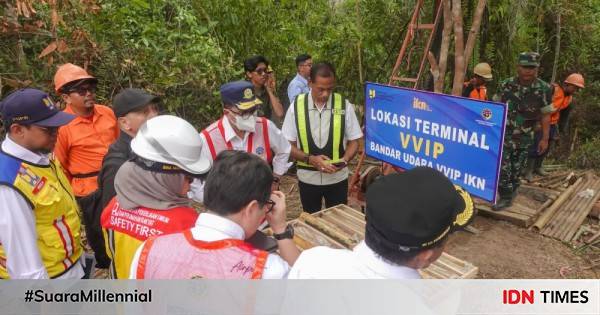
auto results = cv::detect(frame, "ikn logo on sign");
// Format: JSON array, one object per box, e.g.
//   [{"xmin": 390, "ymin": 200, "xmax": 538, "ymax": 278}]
[{"xmin": 502, "ymin": 289, "xmax": 589, "ymax": 305}]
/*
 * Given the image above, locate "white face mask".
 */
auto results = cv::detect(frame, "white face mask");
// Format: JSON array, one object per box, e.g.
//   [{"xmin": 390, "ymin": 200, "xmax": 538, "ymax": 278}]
[{"xmin": 234, "ymin": 113, "xmax": 257, "ymax": 132}]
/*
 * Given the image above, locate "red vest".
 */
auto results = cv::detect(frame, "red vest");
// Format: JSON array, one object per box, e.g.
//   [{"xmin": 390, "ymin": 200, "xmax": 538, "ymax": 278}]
[
  {"xmin": 100, "ymin": 198, "xmax": 199, "ymax": 278},
  {"xmin": 136, "ymin": 229, "xmax": 268, "ymax": 279},
  {"xmin": 201, "ymin": 117, "xmax": 272, "ymax": 163}
]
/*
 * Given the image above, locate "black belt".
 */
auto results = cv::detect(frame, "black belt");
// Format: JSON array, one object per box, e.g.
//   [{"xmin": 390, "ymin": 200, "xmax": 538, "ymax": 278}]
[{"xmin": 72, "ymin": 171, "xmax": 99, "ymax": 178}]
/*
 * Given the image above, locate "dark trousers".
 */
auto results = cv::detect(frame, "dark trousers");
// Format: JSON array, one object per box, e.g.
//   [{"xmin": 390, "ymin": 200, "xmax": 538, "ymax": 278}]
[
  {"xmin": 528, "ymin": 125, "xmax": 558, "ymax": 158},
  {"xmin": 298, "ymin": 179, "xmax": 348, "ymax": 214}
]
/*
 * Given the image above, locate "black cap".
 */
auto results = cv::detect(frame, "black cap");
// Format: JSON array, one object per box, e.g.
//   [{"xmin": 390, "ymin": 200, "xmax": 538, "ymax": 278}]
[
  {"xmin": 112, "ymin": 88, "xmax": 159, "ymax": 118},
  {"xmin": 0, "ymin": 88, "xmax": 75, "ymax": 127},
  {"xmin": 365, "ymin": 167, "xmax": 474, "ymax": 252}
]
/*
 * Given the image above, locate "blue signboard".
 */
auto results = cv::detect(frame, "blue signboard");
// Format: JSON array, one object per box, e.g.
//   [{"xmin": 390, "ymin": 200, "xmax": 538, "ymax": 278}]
[{"xmin": 365, "ymin": 82, "xmax": 507, "ymax": 203}]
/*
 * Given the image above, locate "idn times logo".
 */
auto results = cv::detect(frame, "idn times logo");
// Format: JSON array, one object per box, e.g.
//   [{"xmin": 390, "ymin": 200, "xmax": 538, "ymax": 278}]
[{"xmin": 502, "ymin": 289, "xmax": 589, "ymax": 305}]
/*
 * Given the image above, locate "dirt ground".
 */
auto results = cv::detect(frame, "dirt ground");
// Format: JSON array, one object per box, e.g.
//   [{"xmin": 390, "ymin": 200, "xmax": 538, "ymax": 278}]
[{"xmin": 279, "ymin": 174, "xmax": 600, "ymax": 279}]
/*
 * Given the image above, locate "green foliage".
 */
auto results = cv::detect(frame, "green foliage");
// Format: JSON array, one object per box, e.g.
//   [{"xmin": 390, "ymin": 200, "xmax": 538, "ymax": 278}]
[{"xmin": 1, "ymin": 0, "xmax": 599, "ymax": 145}]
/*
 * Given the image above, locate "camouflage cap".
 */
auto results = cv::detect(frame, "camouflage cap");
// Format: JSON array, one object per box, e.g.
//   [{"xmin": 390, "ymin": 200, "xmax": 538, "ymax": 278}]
[{"xmin": 518, "ymin": 52, "xmax": 540, "ymax": 67}]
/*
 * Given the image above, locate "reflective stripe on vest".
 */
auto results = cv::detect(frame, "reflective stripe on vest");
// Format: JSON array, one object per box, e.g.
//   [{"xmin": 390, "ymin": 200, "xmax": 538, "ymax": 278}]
[
  {"xmin": 201, "ymin": 117, "xmax": 272, "ymax": 164},
  {"xmin": 0, "ymin": 152, "xmax": 83, "ymax": 279},
  {"xmin": 550, "ymin": 83, "xmax": 572, "ymax": 125},
  {"xmin": 136, "ymin": 229, "xmax": 268, "ymax": 279},
  {"xmin": 100, "ymin": 197, "xmax": 199, "ymax": 279},
  {"xmin": 295, "ymin": 93, "xmax": 346, "ymax": 170}
]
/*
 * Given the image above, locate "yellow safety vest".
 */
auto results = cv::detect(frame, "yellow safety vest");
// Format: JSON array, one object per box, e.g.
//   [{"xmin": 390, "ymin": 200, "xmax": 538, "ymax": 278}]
[
  {"xmin": 0, "ymin": 151, "xmax": 83, "ymax": 279},
  {"xmin": 295, "ymin": 93, "xmax": 346, "ymax": 170}
]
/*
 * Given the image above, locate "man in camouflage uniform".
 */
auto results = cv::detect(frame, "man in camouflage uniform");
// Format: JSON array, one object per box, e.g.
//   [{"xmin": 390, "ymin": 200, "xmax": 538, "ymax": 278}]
[{"xmin": 493, "ymin": 52, "xmax": 553, "ymax": 210}]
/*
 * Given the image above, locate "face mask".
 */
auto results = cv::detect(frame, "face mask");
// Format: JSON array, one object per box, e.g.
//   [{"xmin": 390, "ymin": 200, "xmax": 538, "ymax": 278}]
[{"xmin": 234, "ymin": 113, "xmax": 257, "ymax": 132}]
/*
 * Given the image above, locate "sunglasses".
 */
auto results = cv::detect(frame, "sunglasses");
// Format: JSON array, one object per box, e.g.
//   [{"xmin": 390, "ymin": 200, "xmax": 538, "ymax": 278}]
[
  {"xmin": 67, "ymin": 85, "xmax": 97, "ymax": 96},
  {"xmin": 254, "ymin": 68, "xmax": 272, "ymax": 76},
  {"xmin": 265, "ymin": 200, "xmax": 276, "ymax": 213}
]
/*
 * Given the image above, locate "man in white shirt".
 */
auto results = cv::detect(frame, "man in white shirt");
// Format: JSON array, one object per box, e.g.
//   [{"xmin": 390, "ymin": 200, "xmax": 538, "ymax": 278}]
[
  {"xmin": 130, "ymin": 151, "xmax": 299, "ymax": 279},
  {"xmin": 288, "ymin": 167, "xmax": 475, "ymax": 279},
  {"xmin": 0, "ymin": 88, "xmax": 86, "ymax": 279},
  {"xmin": 287, "ymin": 54, "xmax": 312, "ymax": 104},
  {"xmin": 190, "ymin": 80, "xmax": 291, "ymax": 203},
  {"xmin": 282, "ymin": 62, "xmax": 363, "ymax": 213}
]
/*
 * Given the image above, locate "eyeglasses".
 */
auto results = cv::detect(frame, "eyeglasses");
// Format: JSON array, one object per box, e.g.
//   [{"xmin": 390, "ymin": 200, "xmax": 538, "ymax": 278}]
[
  {"xmin": 34, "ymin": 125, "xmax": 59, "ymax": 135},
  {"xmin": 265, "ymin": 200, "xmax": 276, "ymax": 213},
  {"xmin": 67, "ymin": 85, "xmax": 97, "ymax": 96}
]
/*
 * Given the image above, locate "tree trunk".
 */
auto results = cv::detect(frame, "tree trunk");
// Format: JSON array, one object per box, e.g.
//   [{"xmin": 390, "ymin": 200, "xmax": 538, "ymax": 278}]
[
  {"xmin": 551, "ymin": 12, "xmax": 561, "ymax": 83},
  {"xmin": 434, "ymin": 0, "xmax": 452, "ymax": 93},
  {"xmin": 463, "ymin": 0, "xmax": 487, "ymax": 74},
  {"xmin": 451, "ymin": 0, "xmax": 465, "ymax": 96}
]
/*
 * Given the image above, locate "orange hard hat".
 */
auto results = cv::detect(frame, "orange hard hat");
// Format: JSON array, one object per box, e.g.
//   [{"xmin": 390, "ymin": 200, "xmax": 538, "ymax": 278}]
[
  {"xmin": 53, "ymin": 63, "xmax": 97, "ymax": 93},
  {"xmin": 564, "ymin": 73, "xmax": 585, "ymax": 89}
]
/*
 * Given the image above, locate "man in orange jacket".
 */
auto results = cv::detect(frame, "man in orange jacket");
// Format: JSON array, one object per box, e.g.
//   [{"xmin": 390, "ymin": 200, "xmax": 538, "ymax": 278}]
[
  {"xmin": 462, "ymin": 62, "xmax": 493, "ymax": 101},
  {"xmin": 525, "ymin": 73, "xmax": 585, "ymax": 179},
  {"xmin": 53, "ymin": 63, "xmax": 119, "ymax": 199}
]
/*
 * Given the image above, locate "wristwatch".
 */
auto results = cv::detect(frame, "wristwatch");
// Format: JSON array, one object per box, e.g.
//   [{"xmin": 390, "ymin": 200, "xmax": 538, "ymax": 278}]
[{"xmin": 273, "ymin": 224, "xmax": 294, "ymax": 240}]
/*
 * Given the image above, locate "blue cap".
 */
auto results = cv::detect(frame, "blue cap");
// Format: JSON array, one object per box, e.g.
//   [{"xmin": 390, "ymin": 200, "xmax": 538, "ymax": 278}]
[
  {"xmin": 219, "ymin": 80, "xmax": 262, "ymax": 111},
  {"xmin": 0, "ymin": 88, "xmax": 75, "ymax": 127}
]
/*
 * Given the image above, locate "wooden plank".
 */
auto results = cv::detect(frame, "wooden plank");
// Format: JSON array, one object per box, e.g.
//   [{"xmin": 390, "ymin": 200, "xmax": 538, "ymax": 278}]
[
  {"xmin": 290, "ymin": 205, "xmax": 478, "ymax": 279},
  {"xmin": 477, "ymin": 204, "xmax": 533, "ymax": 227}
]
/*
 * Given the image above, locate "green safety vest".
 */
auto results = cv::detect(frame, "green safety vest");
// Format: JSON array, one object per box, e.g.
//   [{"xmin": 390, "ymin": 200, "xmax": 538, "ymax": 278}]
[{"xmin": 294, "ymin": 93, "xmax": 346, "ymax": 170}]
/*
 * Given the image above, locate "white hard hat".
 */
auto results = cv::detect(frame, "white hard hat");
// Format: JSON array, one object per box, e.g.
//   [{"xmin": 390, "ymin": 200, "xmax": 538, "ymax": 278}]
[{"xmin": 131, "ymin": 115, "xmax": 211, "ymax": 175}]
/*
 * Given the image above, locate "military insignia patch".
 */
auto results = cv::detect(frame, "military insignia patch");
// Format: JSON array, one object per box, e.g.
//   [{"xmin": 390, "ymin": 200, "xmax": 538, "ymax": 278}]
[{"xmin": 243, "ymin": 88, "xmax": 253, "ymax": 100}]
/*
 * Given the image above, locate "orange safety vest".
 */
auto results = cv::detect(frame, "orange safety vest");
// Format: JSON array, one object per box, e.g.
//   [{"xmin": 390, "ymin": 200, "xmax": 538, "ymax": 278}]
[
  {"xmin": 463, "ymin": 83, "xmax": 488, "ymax": 101},
  {"xmin": 550, "ymin": 83, "xmax": 573, "ymax": 125},
  {"xmin": 201, "ymin": 117, "xmax": 272, "ymax": 163}
]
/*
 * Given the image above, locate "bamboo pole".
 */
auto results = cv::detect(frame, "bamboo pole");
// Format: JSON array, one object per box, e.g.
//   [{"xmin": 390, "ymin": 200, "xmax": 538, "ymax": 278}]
[
  {"xmin": 542, "ymin": 178, "xmax": 588, "ymax": 235},
  {"xmin": 298, "ymin": 213, "xmax": 357, "ymax": 248},
  {"xmin": 533, "ymin": 177, "xmax": 584, "ymax": 231},
  {"xmin": 562, "ymin": 180, "xmax": 600, "ymax": 241},
  {"xmin": 547, "ymin": 177, "xmax": 596, "ymax": 238},
  {"xmin": 320, "ymin": 215, "xmax": 364, "ymax": 239}
]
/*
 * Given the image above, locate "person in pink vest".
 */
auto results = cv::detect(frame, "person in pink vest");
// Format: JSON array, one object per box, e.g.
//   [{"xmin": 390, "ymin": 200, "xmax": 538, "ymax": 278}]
[
  {"xmin": 100, "ymin": 115, "xmax": 212, "ymax": 278},
  {"xmin": 129, "ymin": 151, "xmax": 300, "ymax": 279},
  {"xmin": 189, "ymin": 80, "xmax": 291, "ymax": 203}
]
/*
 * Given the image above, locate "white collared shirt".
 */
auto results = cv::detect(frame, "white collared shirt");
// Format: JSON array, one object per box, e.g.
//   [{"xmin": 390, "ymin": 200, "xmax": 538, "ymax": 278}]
[
  {"xmin": 287, "ymin": 241, "xmax": 421, "ymax": 279},
  {"xmin": 189, "ymin": 116, "xmax": 291, "ymax": 203},
  {"xmin": 0, "ymin": 136, "xmax": 84, "ymax": 279},
  {"xmin": 129, "ymin": 212, "xmax": 290, "ymax": 279},
  {"xmin": 282, "ymin": 93, "xmax": 363, "ymax": 186}
]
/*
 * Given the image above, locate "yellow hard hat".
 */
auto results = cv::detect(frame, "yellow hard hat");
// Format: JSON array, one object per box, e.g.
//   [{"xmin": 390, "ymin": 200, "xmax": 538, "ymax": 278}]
[
  {"xmin": 473, "ymin": 62, "xmax": 493, "ymax": 80},
  {"xmin": 564, "ymin": 73, "xmax": 585, "ymax": 89}
]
